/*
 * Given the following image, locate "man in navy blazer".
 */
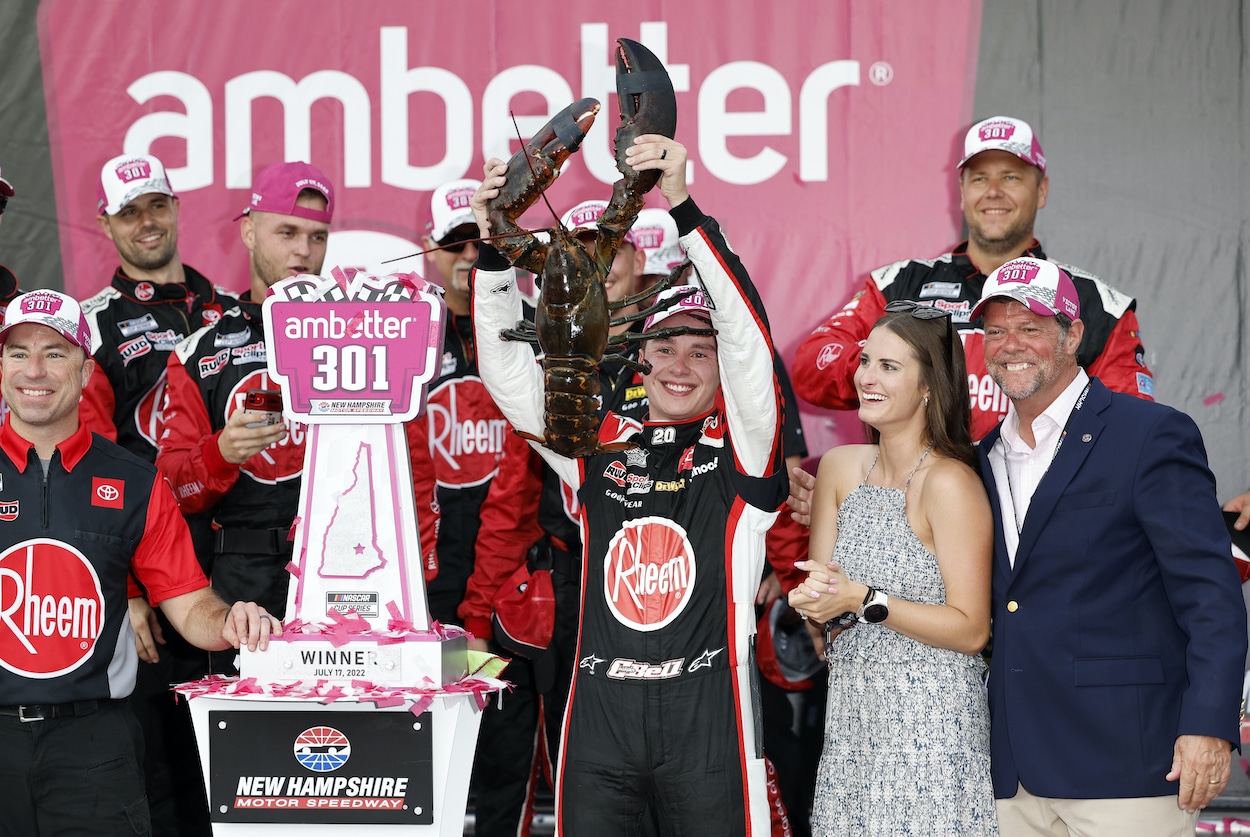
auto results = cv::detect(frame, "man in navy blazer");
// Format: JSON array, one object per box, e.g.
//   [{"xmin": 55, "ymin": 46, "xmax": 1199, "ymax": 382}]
[{"xmin": 975, "ymin": 257, "xmax": 1247, "ymax": 835}]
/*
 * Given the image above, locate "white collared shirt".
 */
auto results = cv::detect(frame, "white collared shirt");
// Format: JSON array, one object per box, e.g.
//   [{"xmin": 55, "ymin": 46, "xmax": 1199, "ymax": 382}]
[{"xmin": 990, "ymin": 369, "xmax": 1090, "ymax": 567}]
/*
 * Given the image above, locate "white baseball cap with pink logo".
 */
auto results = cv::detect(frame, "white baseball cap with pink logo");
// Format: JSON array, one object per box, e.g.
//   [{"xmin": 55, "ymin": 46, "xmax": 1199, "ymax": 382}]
[
  {"xmin": 0, "ymin": 290, "xmax": 94, "ymax": 353},
  {"xmin": 971, "ymin": 257, "xmax": 1080, "ymax": 321},
  {"xmin": 97, "ymin": 153, "xmax": 175, "ymax": 215},
  {"xmin": 560, "ymin": 200, "xmax": 637, "ymax": 247},
  {"xmin": 957, "ymin": 115, "xmax": 1047, "ymax": 174},
  {"xmin": 632, "ymin": 208, "xmax": 684, "ymax": 276},
  {"xmin": 427, "ymin": 178, "xmax": 481, "ymax": 244},
  {"xmin": 644, "ymin": 285, "xmax": 714, "ymax": 331}
]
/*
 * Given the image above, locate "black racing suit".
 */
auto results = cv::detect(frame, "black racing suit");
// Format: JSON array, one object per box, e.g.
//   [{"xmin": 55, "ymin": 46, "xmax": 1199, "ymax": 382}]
[{"xmin": 473, "ymin": 198, "xmax": 786, "ymax": 835}]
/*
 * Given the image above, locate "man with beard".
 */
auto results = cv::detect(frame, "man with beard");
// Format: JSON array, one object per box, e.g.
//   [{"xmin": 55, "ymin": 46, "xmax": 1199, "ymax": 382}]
[
  {"xmin": 81, "ymin": 153, "xmax": 235, "ymax": 837},
  {"xmin": 972, "ymin": 257, "xmax": 1245, "ymax": 835},
  {"xmin": 793, "ymin": 116, "xmax": 1154, "ymax": 441}
]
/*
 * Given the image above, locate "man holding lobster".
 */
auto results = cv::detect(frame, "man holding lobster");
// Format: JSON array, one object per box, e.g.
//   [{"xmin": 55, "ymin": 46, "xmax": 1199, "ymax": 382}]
[{"xmin": 470, "ymin": 135, "xmax": 786, "ymax": 835}]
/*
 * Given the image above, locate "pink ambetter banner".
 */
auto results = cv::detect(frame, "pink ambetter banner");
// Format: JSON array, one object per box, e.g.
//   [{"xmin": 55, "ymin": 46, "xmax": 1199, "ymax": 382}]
[{"xmin": 38, "ymin": 0, "xmax": 982, "ymax": 458}]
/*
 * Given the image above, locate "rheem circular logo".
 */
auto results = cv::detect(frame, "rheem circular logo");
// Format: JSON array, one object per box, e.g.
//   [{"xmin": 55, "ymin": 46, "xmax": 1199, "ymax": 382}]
[
  {"xmin": 0, "ymin": 539, "xmax": 104, "ymax": 678},
  {"xmin": 603, "ymin": 517, "xmax": 696, "ymax": 631}
]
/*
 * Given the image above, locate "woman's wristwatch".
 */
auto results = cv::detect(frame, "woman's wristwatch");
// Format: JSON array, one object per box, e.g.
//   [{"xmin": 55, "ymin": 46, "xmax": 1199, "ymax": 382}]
[{"xmin": 856, "ymin": 587, "xmax": 889, "ymax": 623}]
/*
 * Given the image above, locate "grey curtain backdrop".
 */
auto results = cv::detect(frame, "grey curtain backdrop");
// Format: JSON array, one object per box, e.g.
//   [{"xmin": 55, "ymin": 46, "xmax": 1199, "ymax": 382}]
[{"xmin": 0, "ymin": 0, "xmax": 1246, "ymax": 498}]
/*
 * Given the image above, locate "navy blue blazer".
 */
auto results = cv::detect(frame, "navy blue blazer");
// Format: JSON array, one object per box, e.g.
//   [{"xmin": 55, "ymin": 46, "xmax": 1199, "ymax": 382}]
[{"xmin": 978, "ymin": 377, "xmax": 1246, "ymax": 800}]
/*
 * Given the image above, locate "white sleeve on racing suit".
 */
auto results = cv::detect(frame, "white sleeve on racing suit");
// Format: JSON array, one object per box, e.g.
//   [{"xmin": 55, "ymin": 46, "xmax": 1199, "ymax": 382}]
[
  {"xmin": 470, "ymin": 258, "xmax": 581, "ymax": 489},
  {"xmin": 681, "ymin": 215, "xmax": 782, "ymax": 483}
]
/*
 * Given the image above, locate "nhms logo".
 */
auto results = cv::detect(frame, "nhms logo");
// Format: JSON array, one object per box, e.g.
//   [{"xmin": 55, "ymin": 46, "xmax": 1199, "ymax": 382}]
[
  {"xmin": 604, "ymin": 517, "xmax": 696, "ymax": 632},
  {"xmin": 0, "ymin": 539, "xmax": 104, "ymax": 678}
]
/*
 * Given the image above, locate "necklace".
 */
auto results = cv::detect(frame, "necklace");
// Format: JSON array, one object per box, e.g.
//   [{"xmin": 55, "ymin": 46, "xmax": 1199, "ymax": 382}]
[{"xmin": 864, "ymin": 442, "xmax": 934, "ymax": 493}]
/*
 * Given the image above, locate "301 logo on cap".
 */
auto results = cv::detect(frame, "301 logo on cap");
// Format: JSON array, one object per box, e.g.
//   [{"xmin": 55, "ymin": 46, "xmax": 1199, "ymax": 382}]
[
  {"xmin": 443, "ymin": 186, "xmax": 474, "ymax": 211},
  {"xmin": 21, "ymin": 292, "xmax": 66, "ymax": 317},
  {"xmin": 996, "ymin": 259, "xmax": 1040, "ymax": 284},
  {"xmin": 0, "ymin": 539, "xmax": 104, "ymax": 677},
  {"xmin": 978, "ymin": 119, "xmax": 1017, "ymax": 142},
  {"xmin": 114, "ymin": 157, "xmax": 153, "ymax": 183}
]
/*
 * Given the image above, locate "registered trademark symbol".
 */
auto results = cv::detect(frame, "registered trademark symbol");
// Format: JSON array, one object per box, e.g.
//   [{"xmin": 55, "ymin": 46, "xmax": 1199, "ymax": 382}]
[{"xmin": 869, "ymin": 61, "xmax": 894, "ymax": 86}]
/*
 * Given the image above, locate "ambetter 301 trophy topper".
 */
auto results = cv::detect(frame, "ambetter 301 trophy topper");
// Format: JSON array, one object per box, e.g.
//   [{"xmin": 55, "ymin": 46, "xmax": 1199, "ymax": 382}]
[{"xmin": 262, "ymin": 268, "xmax": 444, "ymax": 424}]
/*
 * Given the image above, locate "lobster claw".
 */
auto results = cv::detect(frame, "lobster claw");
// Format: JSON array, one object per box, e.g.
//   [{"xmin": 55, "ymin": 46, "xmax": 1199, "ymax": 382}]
[
  {"xmin": 615, "ymin": 38, "xmax": 678, "ymax": 149},
  {"xmin": 488, "ymin": 98, "xmax": 601, "ymax": 272}
]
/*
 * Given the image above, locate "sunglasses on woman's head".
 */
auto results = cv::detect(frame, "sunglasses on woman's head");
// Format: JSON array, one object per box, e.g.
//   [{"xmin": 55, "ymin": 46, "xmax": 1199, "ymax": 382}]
[{"xmin": 883, "ymin": 299, "xmax": 956, "ymax": 367}]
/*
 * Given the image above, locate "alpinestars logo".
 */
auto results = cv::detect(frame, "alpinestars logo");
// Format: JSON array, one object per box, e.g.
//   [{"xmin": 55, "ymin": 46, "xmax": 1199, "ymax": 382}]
[{"xmin": 0, "ymin": 539, "xmax": 104, "ymax": 678}]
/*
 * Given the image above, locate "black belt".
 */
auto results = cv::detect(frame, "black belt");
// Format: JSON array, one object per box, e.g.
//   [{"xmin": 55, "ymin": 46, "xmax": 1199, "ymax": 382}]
[
  {"xmin": 0, "ymin": 698, "xmax": 120, "ymax": 723},
  {"xmin": 215, "ymin": 526, "xmax": 289, "ymax": 555}
]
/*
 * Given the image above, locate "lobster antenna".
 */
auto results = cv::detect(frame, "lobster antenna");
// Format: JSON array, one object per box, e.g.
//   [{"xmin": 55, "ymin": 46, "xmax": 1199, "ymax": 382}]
[{"xmin": 509, "ymin": 109, "xmax": 564, "ymax": 232}]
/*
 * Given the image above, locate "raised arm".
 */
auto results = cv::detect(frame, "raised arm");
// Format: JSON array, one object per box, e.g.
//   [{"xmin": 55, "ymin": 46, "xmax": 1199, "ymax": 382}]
[
  {"xmin": 626, "ymin": 135, "xmax": 781, "ymax": 479},
  {"xmin": 468, "ymin": 160, "xmax": 581, "ymax": 487}
]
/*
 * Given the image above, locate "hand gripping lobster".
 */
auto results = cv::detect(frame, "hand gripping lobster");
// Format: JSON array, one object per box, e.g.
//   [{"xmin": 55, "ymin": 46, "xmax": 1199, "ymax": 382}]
[{"xmin": 483, "ymin": 38, "xmax": 713, "ymax": 459}]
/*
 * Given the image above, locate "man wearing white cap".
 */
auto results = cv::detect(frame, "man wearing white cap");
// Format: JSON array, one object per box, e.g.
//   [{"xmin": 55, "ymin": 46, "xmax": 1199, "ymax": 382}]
[
  {"xmin": 0, "ymin": 289, "xmax": 278, "ymax": 837},
  {"xmin": 81, "ymin": 154, "xmax": 235, "ymax": 461},
  {"xmin": 471, "ymin": 137, "xmax": 786, "ymax": 834},
  {"xmin": 973, "ymin": 257, "xmax": 1244, "ymax": 835},
  {"xmin": 83, "ymin": 152, "xmax": 238, "ymax": 837},
  {"xmin": 794, "ymin": 115, "xmax": 1155, "ymax": 442}
]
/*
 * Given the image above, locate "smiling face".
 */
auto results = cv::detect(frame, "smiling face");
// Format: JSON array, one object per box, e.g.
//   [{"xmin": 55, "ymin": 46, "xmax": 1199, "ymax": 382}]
[
  {"xmin": 241, "ymin": 191, "xmax": 330, "ymax": 296},
  {"xmin": 854, "ymin": 325, "xmax": 930, "ymax": 437},
  {"xmin": 639, "ymin": 312, "xmax": 719, "ymax": 422},
  {"xmin": 97, "ymin": 192, "xmax": 180, "ymax": 278},
  {"xmin": 959, "ymin": 150, "xmax": 1048, "ymax": 259},
  {"xmin": 982, "ymin": 298, "xmax": 1084, "ymax": 417},
  {"xmin": 1, "ymin": 323, "xmax": 94, "ymax": 448}
]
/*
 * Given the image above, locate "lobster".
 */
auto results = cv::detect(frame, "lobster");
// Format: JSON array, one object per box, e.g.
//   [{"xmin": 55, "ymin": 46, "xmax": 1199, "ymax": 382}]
[{"xmin": 486, "ymin": 38, "xmax": 712, "ymax": 459}]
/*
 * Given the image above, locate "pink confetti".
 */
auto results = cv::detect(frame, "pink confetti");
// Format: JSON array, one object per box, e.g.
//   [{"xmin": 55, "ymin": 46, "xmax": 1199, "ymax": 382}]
[
  {"xmin": 409, "ymin": 695, "xmax": 435, "ymax": 716},
  {"xmin": 287, "ymin": 517, "xmax": 301, "ymax": 540},
  {"xmin": 368, "ymin": 694, "xmax": 406, "ymax": 709},
  {"xmin": 1203, "ymin": 392, "xmax": 1225, "ymax": 406},
  {"xmin": 284, "ymin": 561, "xmax": 302, "ymax": 578}
]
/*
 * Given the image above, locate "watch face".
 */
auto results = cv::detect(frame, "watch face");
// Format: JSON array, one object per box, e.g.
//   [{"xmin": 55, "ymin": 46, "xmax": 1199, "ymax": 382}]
[{"xmin": 862, "ymin": 603, "xmax": 888, "ymax": 623}]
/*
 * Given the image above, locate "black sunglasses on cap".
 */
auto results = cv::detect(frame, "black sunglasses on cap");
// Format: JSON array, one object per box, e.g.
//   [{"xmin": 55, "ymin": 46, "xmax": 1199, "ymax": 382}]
[
  {"xmin": 883, "ymin": 299, "xmax": 956, "ymax": 368},
  {"xmin": 437, "ymin": 228, "xmax": 479, "ymax": 254}
]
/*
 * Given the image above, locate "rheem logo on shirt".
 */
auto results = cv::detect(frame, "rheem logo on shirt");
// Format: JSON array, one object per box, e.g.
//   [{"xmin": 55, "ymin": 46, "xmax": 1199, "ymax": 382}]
[
  {"xmin": 603, "ymin": 517, "xmax": 696, "ymax": 631},
  {"xmin": 0, "ymin": 539, "xmax": 104, "ymax": 678}
]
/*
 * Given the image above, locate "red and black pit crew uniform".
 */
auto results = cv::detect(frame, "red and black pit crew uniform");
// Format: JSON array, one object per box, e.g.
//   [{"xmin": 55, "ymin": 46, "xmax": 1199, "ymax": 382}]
[
  {"xmin": 793, "ymin": 241, "xmax": 1154, "ymax": 441},
  {"xmin": 157, "ymin": 294, "xmax": 438, "ymax": 629},
  {"xmin": 80, "ymin": 266, "xmax": 232, "ymax": 461},
  {"xmin": 473, "ymin": 198, "xmax": 786, "ymax": 836},
  {"xmin": 0, "ymin": 419, "xmax": 208, "ymax": 836},
  {"xmin": 79, "ymin": 266, "xmax": 233, "ymax": 837}
]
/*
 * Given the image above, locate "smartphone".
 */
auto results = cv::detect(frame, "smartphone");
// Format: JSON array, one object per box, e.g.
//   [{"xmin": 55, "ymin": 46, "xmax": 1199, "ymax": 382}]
[{"xmin": 243, "ymin": 389, "xmax": 284, "ymax": 427}]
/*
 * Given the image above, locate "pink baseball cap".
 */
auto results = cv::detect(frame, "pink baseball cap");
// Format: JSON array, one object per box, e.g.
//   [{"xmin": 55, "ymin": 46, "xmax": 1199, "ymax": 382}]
[
  {"xmin": 957, "ymin": 116, "xmax": 1047, "ymax": 174},
  {"xmin": 632, "ymin": 208, "xmax": 684, "ymax": 276},
  {"xmin": 1, "ymin": 290, "xmax": 93, "ymax": 353},
  {"xmin": 234, "ymin": 161, "xmax": 334, "ymax": 223},
  {"xmin": 427, "ymin": 178, "xmax": 480, "ymax": 243},
  {"xmin": 644, "ymin": 285, "xmax": 714, "ymax": 331},
  {"xmin": 0, "ymin": 165, "xmax": 13, "ymax": 198},
  {"xmin": 971, "ymin": 257, "xmax": 1080, "ymax": 321},
  {"xmin": 97, "ymin": 154, "xmax": 174, "ymax": 215},
  {"xmin": 560, "ymin": 200, "xmax": 636, "ymax": 246}
]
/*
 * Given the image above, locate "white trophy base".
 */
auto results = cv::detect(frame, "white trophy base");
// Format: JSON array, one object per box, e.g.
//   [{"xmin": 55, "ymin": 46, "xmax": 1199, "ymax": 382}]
[
  {"xmin": 238, "ymin": 633, "xmax": 468, "ymax": 687},
  {"xmin": 185, "ymin": 690, "xmax": 484, "ymax": 836}
]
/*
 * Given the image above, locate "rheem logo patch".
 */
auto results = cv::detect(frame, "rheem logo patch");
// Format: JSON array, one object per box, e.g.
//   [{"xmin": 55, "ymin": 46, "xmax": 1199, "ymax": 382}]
[
  {"xmin": 0, "ymin": 539, "xmax": 104, "ymax": 678},
  {"xmin": 603, "ymin": 517, "xmax": 696, "ymax": 632}
]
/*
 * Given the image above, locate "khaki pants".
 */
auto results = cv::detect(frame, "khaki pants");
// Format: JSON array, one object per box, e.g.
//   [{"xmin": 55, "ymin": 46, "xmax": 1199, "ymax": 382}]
[{"xmin": 997, "ymin": 782, "xmax": 1199, "ymax": 837}]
